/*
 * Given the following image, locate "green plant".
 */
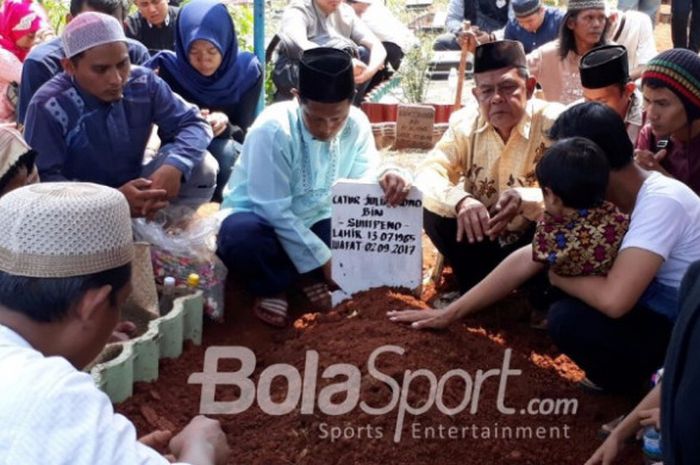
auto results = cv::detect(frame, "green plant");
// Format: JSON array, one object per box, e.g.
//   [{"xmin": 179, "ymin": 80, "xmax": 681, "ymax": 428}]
[
  {"xmin": 398, "ymin": 36, "xmax": 433, "ymax": 104},
  {"xmin": 38, "ymin": 0, "xmax": 68, "ymax": 33},
  {"xmin": 229, "ymin": 4, "xmax": 254, "ymax": 52},
  {"xmin": 264, "ymin": 60, "xmax": 276, "ymax": 105}
]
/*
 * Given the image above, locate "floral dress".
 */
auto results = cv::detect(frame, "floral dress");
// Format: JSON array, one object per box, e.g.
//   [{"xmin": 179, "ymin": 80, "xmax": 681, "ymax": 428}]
[{"xmin": 532, "ymin": 201, "xmax": 630, "ymax": 276}]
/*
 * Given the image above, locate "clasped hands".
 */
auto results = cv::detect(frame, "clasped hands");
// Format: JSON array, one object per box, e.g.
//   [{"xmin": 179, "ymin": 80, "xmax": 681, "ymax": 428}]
[
  {"xmin": 456, "ymin": 26, "xmax": 493, "ymax": 51},
  {"xmin": 456, "ymin": 188, "xmax": 522, "ymax": 243}
]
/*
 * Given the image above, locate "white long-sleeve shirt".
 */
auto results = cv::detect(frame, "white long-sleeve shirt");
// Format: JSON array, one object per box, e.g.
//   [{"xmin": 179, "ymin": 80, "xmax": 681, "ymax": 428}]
[{"xmin": 0, "ymin": 325, "xmax": 182, "ymax": 465}]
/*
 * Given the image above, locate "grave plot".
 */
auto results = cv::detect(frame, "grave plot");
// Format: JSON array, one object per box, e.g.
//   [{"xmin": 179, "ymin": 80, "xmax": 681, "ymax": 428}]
[
  {"xmin": 116, "ymin": 282, "xmax": 643, "ymax": 465},
  {"xmin": 114, "ymin": 181, "xmax": 643, "ymax": 465}
]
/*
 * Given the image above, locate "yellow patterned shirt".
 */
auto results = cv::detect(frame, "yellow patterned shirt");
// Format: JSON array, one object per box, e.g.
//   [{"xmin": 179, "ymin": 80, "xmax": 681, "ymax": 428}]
[{"xmin": 415, "ymin": 98, "xmax": 564, "ymax": 233}]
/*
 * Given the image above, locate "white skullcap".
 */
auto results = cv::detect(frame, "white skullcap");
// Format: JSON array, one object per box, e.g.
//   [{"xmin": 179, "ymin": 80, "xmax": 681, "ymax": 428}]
[
  {"xmin": 0, "ymin": 126, "xmax": 31, "ymax": 181},
  {"xmin": 62, "ymin": 11, "xmax": 127, "ymax": 58},
  {"xmin": 0, "ymin": 182, "xmax": 134, "ymax": 278}
]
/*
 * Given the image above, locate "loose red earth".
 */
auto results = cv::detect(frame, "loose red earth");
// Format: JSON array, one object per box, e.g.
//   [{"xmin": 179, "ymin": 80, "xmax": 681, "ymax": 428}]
[{"xmin": 117, "ymin": 259, "xmax": 644, "ymax": 464}]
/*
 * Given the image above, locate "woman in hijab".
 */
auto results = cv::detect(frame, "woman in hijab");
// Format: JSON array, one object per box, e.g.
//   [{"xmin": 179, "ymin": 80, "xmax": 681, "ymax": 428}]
[
  {"xmin": 0, "ymin": 0, "xmax": 45, "ymax": 123},
  {"xmin": 147, "ymin": 0, "xmax": 263, "ymax": 202}
]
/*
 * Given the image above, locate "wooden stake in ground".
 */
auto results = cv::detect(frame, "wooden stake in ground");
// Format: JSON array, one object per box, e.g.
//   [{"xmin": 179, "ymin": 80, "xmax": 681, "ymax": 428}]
[{"xmin": 453, "ymin": 20, "xmax": 472, "ymax": 112}]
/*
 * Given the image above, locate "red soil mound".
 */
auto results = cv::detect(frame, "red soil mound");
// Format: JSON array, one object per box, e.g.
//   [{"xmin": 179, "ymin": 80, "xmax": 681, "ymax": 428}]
[{"xmin": 117, "ymin": 284, "xmax": 643, "ymax": 464}]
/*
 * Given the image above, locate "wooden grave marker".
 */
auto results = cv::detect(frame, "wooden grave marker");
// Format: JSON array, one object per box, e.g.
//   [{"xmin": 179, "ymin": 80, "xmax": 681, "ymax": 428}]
[{"xmin": 394, "ymin": 104, "xmax": 435, "ymax": 150}]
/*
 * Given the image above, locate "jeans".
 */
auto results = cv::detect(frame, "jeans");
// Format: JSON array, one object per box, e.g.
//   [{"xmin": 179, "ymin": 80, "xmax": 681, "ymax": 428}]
[
  {"xmin": 433, "ymin": 33, "xmax": 461, "ymax": 51},
  {"xmin": 639, "ymin": 279, "xmax": 680, "ymax": 321}
]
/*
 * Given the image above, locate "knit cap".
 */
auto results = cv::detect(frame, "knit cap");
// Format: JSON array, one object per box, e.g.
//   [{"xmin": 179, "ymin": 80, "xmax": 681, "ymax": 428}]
[
  {"xmin": 0, "ymin": 182, "xmax": 134, "ymax": 278},
  {"xmin": 567, "ymin": 0, "xmax": 605, "ymax": 11},
  {"xmin": 512, "ymin": 0, "xmax": 542, "ymax": 17},
  {"xmin": 61, "ymin": 11, "xmax": 126, "ymax": 58},
  {"xmin": 642, "ymin": 48, "xmax": 700, "ymax": 122}
]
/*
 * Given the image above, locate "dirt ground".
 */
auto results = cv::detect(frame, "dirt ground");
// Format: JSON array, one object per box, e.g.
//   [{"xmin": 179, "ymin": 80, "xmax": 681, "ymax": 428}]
[
  {"xmin": 655, "ymin": 20, "xmax": 673, "ymax": 51},
  {"xmin": 116, "ymin": 242, "xmax": 646, "ymax": 464}
]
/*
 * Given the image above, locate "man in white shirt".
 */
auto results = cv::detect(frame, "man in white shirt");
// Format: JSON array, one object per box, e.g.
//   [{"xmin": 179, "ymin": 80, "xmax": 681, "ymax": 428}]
[
  {"xmin": 391, "ymin": 101, "xmax": 700, "ymax": 393},
  {"xmin": 345, "ymin": 0, "xmax": 418, "ymax": 91},
  {"xmin": 0, "ymin": 182, "xmax": 230, "ymax": 465},
  {"xmin": 607, "ymin": 8, "xmax": 657, "ymax": 80},
  {"xmin": 273, "ymin": 0, "xmax": 386, "ymax": 103},
  {"xmin": 546, "ymin": 102, "xmax": 700, "ymax": 392}
]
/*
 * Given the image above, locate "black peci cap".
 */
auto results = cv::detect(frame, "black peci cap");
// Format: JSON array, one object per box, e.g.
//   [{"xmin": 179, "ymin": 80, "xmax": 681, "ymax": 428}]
[
  {"xmin": 580, "ymin": 45, "xmax": 629, "ymax": 89},
  {"xmin": 298, "ymin": 47, "xmax": 355, "ymax": 103}
]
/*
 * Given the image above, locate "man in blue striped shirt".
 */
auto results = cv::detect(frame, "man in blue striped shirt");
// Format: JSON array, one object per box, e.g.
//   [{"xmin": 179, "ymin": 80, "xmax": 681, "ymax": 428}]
[
  {"xmin": 24, "ymin": 12, "xmax": 216, "ymax": 218},
  {"xmin": 16, "ymin": 0, "xmax": 151, "ymax": 124}
]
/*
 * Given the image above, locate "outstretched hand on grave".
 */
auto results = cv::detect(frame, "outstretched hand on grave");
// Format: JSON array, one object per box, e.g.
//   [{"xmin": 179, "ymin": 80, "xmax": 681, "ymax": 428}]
[
  {"xmin": 387, "ymin": 307, "xmax": 456, "ymax": 329},
  {"xmin": 138, "ymin": 429, "xmax": 173, "ymax": 454}
]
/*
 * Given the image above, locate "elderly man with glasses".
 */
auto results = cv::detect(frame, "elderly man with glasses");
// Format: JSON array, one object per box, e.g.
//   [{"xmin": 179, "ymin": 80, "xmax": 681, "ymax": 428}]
[{"xmin": 415, "ymin": 40, "xmax": 564, "ymax": 293}]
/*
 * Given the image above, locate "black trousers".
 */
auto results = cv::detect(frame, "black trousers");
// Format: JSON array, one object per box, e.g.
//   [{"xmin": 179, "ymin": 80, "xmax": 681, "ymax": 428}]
[
  {"xmin": 365, "ymin": 42, "xmax": 404, "ymax": 94},
  {"xmin": 662, "ymin": 260, "xmax": 700, "ymax": 465},
  {"xmin": 423, "ymin": 209, "xmax": 534, "ymax": 293},
  {"xmin": 217, "ymin": 212, "xmax": 330, "ymax": 296},
  {"xmin": 548, "ymin": 297, "xmax": 673, "ymax": 392},
  {"xmin": 672, "ymin": 0, "xmax": 700, "ymax": 51}
]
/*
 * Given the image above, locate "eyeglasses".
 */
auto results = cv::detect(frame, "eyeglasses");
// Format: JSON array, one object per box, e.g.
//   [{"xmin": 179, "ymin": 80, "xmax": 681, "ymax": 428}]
[{"xmin": 474, "ymin": 83, "xmax": 521, "ymax": 101}]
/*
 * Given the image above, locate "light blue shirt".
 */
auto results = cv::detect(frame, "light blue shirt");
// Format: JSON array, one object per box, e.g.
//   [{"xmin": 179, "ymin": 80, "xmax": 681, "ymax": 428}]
[{"xmin": 222, "ymin": 101, "xmax": 379, "ymax": 273}]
